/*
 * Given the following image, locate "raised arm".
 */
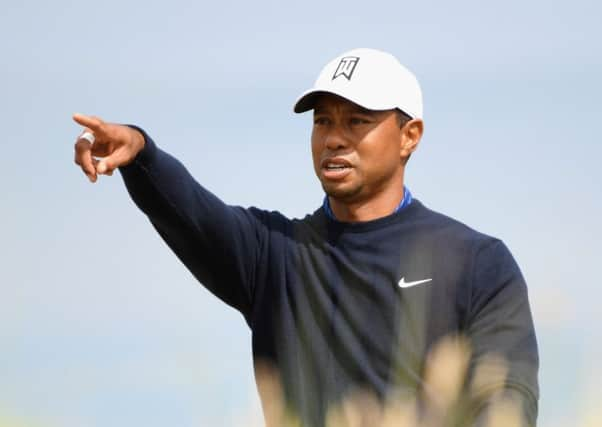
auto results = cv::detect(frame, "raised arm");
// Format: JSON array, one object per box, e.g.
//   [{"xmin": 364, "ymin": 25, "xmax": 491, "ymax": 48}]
[{"xmin": 72, "ymin": 115, "xmax": 266, "ymax": 319}]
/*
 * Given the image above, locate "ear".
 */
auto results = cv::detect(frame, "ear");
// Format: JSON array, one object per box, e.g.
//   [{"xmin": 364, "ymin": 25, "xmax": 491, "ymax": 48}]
[{"xmin": 400, "ymin": 119, "xmax": 424, "ymax": 163}]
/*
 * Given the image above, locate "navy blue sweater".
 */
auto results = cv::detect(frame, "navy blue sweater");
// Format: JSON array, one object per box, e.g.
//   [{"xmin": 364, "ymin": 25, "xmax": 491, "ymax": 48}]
[{"xmin": 119, "ymin": 130, "xmax": 538, "ymax": 426}]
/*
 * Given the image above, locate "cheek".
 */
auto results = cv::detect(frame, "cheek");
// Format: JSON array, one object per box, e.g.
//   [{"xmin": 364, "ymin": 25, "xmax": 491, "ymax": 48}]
[
  {"xmin": 311, "ymin": 134, "xmax": 322, "ymax": 171},
  {"xmin": 358, "ymin": 135, "xmax": 400, "ymax": 176}
]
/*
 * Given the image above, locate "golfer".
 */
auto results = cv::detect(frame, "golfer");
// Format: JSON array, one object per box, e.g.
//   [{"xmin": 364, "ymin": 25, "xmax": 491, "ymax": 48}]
[{"xmin": 72, "ymin": 48, "xmax": 538, "ymax": 426}]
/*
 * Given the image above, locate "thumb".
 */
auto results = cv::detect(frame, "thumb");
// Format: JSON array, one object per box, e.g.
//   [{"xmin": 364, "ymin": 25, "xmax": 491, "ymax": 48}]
[
  {"xmin": 96, "ymin": 147, "xmax": 131, "ymax": 175},
  {"xmin": 97, "ymin": 161, "xmax": 109, "ymax": 174}
]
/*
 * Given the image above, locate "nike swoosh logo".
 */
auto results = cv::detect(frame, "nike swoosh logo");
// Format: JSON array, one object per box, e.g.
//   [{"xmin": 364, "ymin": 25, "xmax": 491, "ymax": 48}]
[{"xmin": 398, "ymin": 277, "xmax": 433, "ymax": 288}]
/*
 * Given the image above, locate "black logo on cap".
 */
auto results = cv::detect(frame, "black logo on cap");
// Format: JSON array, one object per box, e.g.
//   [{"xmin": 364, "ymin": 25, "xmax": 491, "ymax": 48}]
[{"xmin": 332, "ymin": 56, "xmax": 360, "ymax": 81}]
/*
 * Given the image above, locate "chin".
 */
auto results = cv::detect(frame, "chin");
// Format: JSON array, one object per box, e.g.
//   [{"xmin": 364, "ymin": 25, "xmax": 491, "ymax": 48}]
[{"xmin": 322, "ymin": 182, "xmax": 363, "ymax": 202}]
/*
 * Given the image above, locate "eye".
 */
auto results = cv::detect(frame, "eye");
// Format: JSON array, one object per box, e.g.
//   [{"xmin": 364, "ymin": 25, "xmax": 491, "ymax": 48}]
[
  {"xmin": 350, "ymin": 116, "xmax": 371, "ymax": 125},
  {"xmin": 313, "ymin": 116, "xmax": 330, "ymax": 126}
]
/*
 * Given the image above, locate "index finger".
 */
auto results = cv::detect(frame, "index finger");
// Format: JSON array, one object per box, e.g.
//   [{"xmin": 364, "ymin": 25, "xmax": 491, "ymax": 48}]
[{"xmin": 72, "ymin": 113, "xmax": 104, "ymax": 132}]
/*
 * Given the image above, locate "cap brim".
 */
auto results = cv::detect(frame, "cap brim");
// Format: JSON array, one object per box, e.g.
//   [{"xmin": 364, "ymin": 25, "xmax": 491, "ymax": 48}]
[
  {"xmin": 293, "ymin": 89, "xmax": 406, "ymax": 115},
  {"xmin": 293, "ymin": 90, "xmax": 332, "ymax": 113},
  {"xmin": 294, "ymin": 89, "xmax": 377, "ymax": 114}
]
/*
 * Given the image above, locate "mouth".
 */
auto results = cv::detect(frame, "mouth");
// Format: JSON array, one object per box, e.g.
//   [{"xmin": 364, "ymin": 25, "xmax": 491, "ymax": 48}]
[{"xmin": 321, "ymin": 158, "xmax": 353, "ymax": 180}]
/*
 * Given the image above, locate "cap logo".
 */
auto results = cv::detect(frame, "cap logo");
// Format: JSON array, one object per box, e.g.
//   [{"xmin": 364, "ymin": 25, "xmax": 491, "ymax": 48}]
[{"xmin": 332, "ymin": 56, "xmax": 360, "ymax": 81}]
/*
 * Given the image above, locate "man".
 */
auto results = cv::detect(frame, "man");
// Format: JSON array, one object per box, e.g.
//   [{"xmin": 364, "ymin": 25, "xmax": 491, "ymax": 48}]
[{"xmin": 73, "ymin": 48, "xmax": 539, "ymax": 426}]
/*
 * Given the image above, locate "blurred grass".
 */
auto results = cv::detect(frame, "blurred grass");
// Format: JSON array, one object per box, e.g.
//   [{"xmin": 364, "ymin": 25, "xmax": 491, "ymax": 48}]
[
  {"xmin": 242, "ymin": 334, "xmax": 548, "ymax": 427},
  {"xmin": 3, "ymin": 334, "xmax": 600, "ymax": 426}
]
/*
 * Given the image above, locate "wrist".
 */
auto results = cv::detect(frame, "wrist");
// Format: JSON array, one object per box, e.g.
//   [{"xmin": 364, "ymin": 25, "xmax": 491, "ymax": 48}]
[
  {"xmin": 129, "ymin": 127, "xmax": 145, "ymax": 153},
  {"xmin": 120, "ymin": 125, "xmax": 157, "ymax": 170}
]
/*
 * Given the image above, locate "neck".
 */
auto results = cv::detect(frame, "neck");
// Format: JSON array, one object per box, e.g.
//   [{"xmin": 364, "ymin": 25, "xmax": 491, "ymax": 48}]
[{"xmin": 328, "ymin": 180, "xmax": 406, "ymax": 223}]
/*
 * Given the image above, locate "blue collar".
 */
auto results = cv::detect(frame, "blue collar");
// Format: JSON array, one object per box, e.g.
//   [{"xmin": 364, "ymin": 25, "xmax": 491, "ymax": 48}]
[{"xmin": 322, "ymin": 186, "xmax": 413, "ymax": 220}]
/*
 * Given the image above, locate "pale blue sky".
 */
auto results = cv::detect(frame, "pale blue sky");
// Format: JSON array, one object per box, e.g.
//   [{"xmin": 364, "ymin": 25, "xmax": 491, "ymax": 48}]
[{"xmin": 1, "ymin": 0, "xmax": 600, "ymax": 426}]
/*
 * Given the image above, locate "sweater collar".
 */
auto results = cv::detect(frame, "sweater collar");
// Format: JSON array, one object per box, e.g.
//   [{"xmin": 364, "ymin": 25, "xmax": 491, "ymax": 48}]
[{"xmin": 322, "ymin": 186, "xmax": 413, "ymax": 221}]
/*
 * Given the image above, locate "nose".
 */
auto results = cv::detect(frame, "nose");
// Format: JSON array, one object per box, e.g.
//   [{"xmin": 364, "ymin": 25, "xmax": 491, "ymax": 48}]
[{"xmin": 324, "ymin": 124, "xmax": 349, "ymax": 151}]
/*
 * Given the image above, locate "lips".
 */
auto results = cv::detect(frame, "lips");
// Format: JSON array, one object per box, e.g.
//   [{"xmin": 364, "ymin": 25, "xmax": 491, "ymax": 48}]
[
  {"xmin": 321, "ymin": 157, "xmax": 352, "ymax": 169},
  {"xmin": 320, "ymin": 157, "xmax": 353, "ymax": 180}
]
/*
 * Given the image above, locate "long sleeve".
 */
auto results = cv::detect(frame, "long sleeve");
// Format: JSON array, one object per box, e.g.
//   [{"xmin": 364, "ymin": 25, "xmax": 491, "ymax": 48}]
[
  {"xmin": 466, "ymin": 239, "xmax": 539, "ymax": 426},
  {"xmin": 118, "ymin": 127, "xmax": 267, "ymax": 320}
]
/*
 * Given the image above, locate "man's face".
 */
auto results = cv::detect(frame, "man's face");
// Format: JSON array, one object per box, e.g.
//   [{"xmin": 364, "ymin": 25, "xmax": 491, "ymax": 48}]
[{"xmin": 311, "ymin": 94, "xmax": 405, "ymax": 204}]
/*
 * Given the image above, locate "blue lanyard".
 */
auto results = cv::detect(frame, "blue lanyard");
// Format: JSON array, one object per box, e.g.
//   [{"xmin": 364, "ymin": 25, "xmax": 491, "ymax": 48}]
[{"xmin": 322, "ymin": 186, "xmax": 413, "ymax": 220}]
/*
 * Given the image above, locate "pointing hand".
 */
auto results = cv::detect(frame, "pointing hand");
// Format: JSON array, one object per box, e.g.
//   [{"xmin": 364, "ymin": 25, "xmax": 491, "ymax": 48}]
[{"xmin": 73, "ymin": 114, "xmax": 145, "ymax": 182}]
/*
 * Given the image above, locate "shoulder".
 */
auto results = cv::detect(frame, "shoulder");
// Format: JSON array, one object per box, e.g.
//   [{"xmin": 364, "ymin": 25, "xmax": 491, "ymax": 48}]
[
  {"xmin": 414, "ymin": 201, "xmax": 520, "ymax": 269},
  {"xmin": 406, "ymin": 199, "xmax": 500, "ymax": 250},
  {"xmin": 404, "ymin": 200, "xmax": 524, "ymax": 289},
  {"xmin": 415, "ymin": 201, "xmax": 528, "ymax": 311},
  {"xmin": 245, "ymin": 206, "xmax": 293, "ymax": 230}
]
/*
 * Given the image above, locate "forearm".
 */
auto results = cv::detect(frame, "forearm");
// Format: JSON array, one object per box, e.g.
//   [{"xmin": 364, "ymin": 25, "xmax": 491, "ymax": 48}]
[
  {"xmin": 118, "ymin": 126, "xmax": 221, "ymax": 227},
  {"xmin": 117, "ymin": 127, "xmax": 263, "ymax": 315}
]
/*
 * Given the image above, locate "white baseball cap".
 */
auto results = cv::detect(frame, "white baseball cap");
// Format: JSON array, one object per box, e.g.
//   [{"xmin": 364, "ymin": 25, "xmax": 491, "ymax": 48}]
[{"xmin": 294, "ymin": 48, "xmax": 423, "ymax": 119}]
